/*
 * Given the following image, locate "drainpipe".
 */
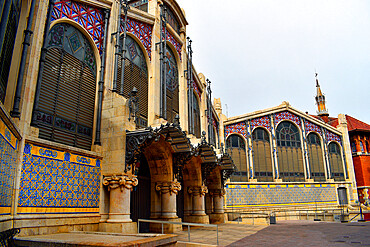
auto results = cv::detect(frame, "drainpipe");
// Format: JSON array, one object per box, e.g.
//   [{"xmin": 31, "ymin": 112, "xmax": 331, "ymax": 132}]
[
  {"xmin": 31, "ymin": 0, "xmax": 55, "ymax": 126},
  {"xmin": 10, "ymin": 0, "xmax": 37, "ymax": 118},
  {"xmin": 94, "ymin": 9, "xmax": 110, "ymax": 145}
]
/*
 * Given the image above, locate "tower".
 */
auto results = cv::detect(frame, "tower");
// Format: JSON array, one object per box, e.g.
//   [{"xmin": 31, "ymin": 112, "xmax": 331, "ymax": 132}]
[{"xmin": 315, "ymin": 73, "xmax": 329, "ymax": 121}]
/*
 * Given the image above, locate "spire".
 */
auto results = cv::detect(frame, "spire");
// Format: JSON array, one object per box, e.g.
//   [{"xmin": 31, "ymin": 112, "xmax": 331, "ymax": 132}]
[{"xmin": 315, "ymin": 73, "xmax": 329, "ymax": 119}]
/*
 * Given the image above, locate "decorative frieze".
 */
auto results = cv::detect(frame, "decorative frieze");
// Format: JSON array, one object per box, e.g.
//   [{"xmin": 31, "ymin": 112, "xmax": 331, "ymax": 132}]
[{"xmin": 103, "ymin": 174, "xmax": 138, "ymax": 192}]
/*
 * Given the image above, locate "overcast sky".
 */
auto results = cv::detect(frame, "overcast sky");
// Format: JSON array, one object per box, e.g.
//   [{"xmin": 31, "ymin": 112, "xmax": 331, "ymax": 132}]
[{"xmin": 176, "ymin": 0, "xmax": 370, "ymax": 124}]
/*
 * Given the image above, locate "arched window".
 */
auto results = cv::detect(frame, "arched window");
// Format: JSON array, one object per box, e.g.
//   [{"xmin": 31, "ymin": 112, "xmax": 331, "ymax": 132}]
[
  {"xmin": 328, "ymin": 142, "xmax": 345, "ymax": 181},
  {"xmin": 165, "ymin": 45, "xmax": 179, "ymax": 123},
  {"xmin": 226, "ymin": 135, "xmax": 247, "ymax": 182},
  {"xmin": 0, "ymin": 0, "xmax": 21, "ymax": 103},
  {"xmin": 34, "ymin": 23, "xmax": 97, "ymax": 150},
  {"xmin": 351, "ymin": 141, "xmax": 357, "ymax": 153},
  {"xmin": 252, "ymin": 128, "xmax": 273, "ymax": 182},
  {"xmin": 117, "ymin": 35, "xmax": 148, "ymax": 128},
  {"xmin": 276, "ymin": 121, "xmax": 304, "ymax": 182},
  {"xmin": 359, "ymin": 141, "xmax": 365, "ymax": 153},
  {"xmin": 307, "ymin": 133, "xmax": 325, "ymax": 181},
  {"xmin": 192, "ymin": 91, "xmax": 201, "ymax": 138}
]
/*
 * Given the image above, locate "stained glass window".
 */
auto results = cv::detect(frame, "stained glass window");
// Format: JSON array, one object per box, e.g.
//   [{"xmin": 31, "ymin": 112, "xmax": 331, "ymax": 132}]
[
  {"xmin": 226, "ymin": 135, "xmax": 247, "ymax": 182},
  {"xmin": 307, "ymin": 133, "xmax": 325, "ymax": 181},
  {"xmin": 328, "ymin": 142, "xmax": 345, "ymax": 181},
  {"xmin": 276, "ymin": 121, "xmax": 304, "ymax": 182},
  {"xmin": 252, "ymin": 128, "xmax": 273, "ymax": 182},
  {"xmin": 165, "ymin": 45, "xmax": 179, "ymax": 122},
  {"xmin": 34, "ymin": 23, "xmax": 97, "ymax": 150},
  {"xmin": 117, "ymin": 35, "xmax": 148, "ymax": 128},
  {"xmin": 164, "ymin": 4, "xmax": 180, "ymax": 34}
]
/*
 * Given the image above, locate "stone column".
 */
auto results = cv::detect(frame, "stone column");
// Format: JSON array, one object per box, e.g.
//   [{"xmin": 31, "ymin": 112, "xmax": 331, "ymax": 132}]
[
  {"xmin": 188, "ymin": 185, "xmax": 208, "ymax": 215},
  {"xmin": 103, "ymin": 174, "xmax": 138, "ymax": 223},
  {"xmin": 155, "ymin": 180, "xmax": 181, "ymax": 219},
  {"xmin": 205, "ymin": 193, "xmax": 213, "ymax": 214},
  {"xmin": 210, "ymin": 189, "xmax": 226, "ymax": 214}
]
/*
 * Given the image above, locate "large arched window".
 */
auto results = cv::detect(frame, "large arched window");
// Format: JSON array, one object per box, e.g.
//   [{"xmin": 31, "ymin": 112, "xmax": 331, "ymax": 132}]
[
  {"xmin": 307, "ymin": 133, "xmax": 325, "ymax": 181},
  {"xmin": 252, "ymin": 128, "xmax": 273, "ymax": 182},
  {"xmin": 328, "ymin": 142, "xmax": 345, "ymax": 181},
  {"xmin": 165, "ymin": 45, "xmax": 179, "ymax": 123},
  {"xmin": 0, "ymin": 0, "xmax": 21, "ymax": 103},
  {"xmin": 226, "ymin": 135, "xmax": 247, "ymax": 182},
  {"xmin": 117, "ymin": 35, "xmax": 148, "ymax": 128},
  {"xmin": 34, "ymin": 23, "xmax": 97, "ymax": 150},
  {"xmin": 276, "ymin": 121, "xmax": 304, "ymax": 182},
  {"xmin": 192, "ymin": 91, "xmax": 201, "ymax": 138}
]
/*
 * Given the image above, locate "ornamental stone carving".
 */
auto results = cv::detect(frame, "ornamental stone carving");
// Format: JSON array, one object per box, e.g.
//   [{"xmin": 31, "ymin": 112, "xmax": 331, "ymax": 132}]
[
  {"xmin": 103, "ymin": 174, "xmax": 138, "ymax": 191},
  {"xmin": 209, "ymin": 188, "xmax": 226, "ymax": 197},
  {"xmin": 188, "ymin": 185, "xmax": 208, "ymax": 196},
  {"xmin": 156, "ymin": 180, "xmax": 182, "ymax": 195}
]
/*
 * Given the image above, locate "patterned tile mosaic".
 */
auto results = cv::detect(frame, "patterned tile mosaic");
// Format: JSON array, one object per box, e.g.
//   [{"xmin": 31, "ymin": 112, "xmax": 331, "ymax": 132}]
[
  {"xmin": 0, "ymin": 119, "xmax": 19, "ymax": 215},
  {"xmin": 18, "ymin": 143, "xmax": 100, "ymax": 214},
  {"xmin": 274, "ymin": 111, "xmax": 301, "ymax": 127},
  {"xmin": 326, "ymin": 131, "xmax": 341, "ymax": 144},
  {"xmin": 305, "ymin": 120, "xmax": 322, "ymax": 135},
  {"xmin": 121, "ymin": 17, "xmax": 153, "ymax": 60},
  {"xmin": 225, "ymin": 184, "xmax": 337, "ymax": 207},
  {"xmin": 166, "ymin": 31, "xmax": 182, "ymax": 60},
  {"xmin": 224, "ymin": 122, "xmax": 247, "ymax": 139},
  {"xmin": 52, "ymin": 0, "xmax": 105, "ymax": 53},
  {"xmin": 251, "ymin": 116, "xmax": 271, "ymax": 131}
]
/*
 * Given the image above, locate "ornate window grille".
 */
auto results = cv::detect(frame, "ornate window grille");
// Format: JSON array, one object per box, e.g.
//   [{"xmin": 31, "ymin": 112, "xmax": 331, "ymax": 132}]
[
  {"xmin": 0, "ymin": 0, "xmax": 21, "ymax": 103},
  {"xmin": 34, "ymin": 23, "xmax": 97, "ymax": 150},
  {"xmin": 117, "ymin": 35, "xmax": 148, "ymax": 128},
  {"xmin": 164, "ymin": 4, "xmax": 180, "ymax": 34},
  {"xmin": 226, "ymin": 135, "xmax": 247, "ymax": 182},
  {"xmin": 276, "ymin": 121, "xmax": 304, "ymax": 182},
  {"xmin": 165, "ymin": 45, "xmax": 179, "ymax": 123},
  {"xmin": 252, "ymin": 128, "xmax": 273, "ymax": 182},
  {"xmin": 192, "ymin": 92, "xmax": 201, "ymax": 138},
  {"xmin": 328, "ymin": 142, "xmax": 345, "ymax": 181},
  {"xmin": 307, "ymin": 132, "xmax": 325, "ymax": 181}
]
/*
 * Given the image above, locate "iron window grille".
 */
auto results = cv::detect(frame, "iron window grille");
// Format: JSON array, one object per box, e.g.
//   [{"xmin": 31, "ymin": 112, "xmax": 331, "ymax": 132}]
[
  {"xmin": 33, "ymin": 23, "xmax": 97, "ymax": 150},
  {"xmin": 328, "ymin": 142, "xmax": 345, "ymax": 181},
  {"xmin": 307, "ymin": 132, "xmax": 326, "ymax": 181},
  {"xmin": 252, "ymin": 128, "xmax": 273, "ymax": 182},
  {"xmin": 226, "ymin": 135, "xmax": 248, "ymax": 182}
]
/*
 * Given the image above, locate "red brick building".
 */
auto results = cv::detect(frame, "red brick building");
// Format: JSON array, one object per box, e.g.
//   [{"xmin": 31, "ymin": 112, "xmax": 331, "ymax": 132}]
[{"xmin": 328, "ymin": 115, "xmax": 370, "ymax": 204}]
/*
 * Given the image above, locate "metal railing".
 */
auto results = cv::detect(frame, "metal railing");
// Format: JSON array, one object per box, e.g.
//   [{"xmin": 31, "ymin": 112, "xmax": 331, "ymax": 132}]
[{"xmin": 138, "ymin": 219, "xmax": 219, "ymax": 245}]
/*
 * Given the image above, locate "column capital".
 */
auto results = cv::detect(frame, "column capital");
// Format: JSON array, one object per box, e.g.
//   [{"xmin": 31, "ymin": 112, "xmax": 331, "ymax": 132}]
[
  {"xmin": 103, "ymin": 174, "xmax": 138, "ymax": 191},
  {"xmin": 187, "ymin": 185, "xmax": 208, "ymax": 196},
  {"xmin": 156, "ymin": 180, "xmax": 181, "ymax": 195},
  {"xmin": 209, "ymin": 188, "xmax": 226, "ymax": 197}
]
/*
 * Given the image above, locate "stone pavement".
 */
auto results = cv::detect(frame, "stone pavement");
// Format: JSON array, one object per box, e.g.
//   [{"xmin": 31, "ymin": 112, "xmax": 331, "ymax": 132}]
[
  {"xmin": 176, "ymin": 222, "xmax": 267, "ymax": 246},
  {"xmin": 228, "ymin": 220, "xmax": 370, "ymax": 247}
]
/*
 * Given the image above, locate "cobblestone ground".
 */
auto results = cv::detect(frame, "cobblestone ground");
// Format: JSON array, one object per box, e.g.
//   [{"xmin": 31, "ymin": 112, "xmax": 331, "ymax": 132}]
[{"xmin": 227, "ymin": 220, "xmax": 370, "ymax": 247}]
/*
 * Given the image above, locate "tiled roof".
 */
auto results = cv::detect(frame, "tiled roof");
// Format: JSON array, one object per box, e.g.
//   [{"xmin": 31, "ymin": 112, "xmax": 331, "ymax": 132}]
[
  {"xmin": 345, "ymin": 115, "xmax": 370, "ymax": 132},
  {"xmin": 326, "ymin": 115, "xmax": 370, "ymax": 132}
]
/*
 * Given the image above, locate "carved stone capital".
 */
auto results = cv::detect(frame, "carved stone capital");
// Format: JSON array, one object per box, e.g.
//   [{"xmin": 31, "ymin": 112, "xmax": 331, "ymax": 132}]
[
  {"xmin": 156, "ymin": 180, "xmax": 182, "ymax": 195},
  {"xmin": 209, "ymin": 189, "xmax": 226, "ymax": 197},
  {"xmin": 103, "ymin": 174, "xmax": 138, "ymax": 192},
  {"xmin": 187, "ymin": 185, "xmax": 208, "ymax": 196}
]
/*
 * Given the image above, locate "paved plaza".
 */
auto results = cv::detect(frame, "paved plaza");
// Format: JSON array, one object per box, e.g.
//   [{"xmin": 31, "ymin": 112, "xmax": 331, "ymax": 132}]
[{"xmin": 177, "ymin": 220, "xmax": 369, "ymax": 247}]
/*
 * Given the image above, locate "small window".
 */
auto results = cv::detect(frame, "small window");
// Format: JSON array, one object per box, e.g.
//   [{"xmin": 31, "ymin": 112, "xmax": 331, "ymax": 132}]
[
  {"xmin": 350, "ymin": 142, "xmax": 357, "ymax": 153},
  {"xmin": 359, "ymin": 141, "xmax": 365, "ymax": 153}
]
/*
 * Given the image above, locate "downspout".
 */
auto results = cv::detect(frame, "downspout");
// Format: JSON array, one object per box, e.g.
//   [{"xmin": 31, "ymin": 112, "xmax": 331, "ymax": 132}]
[
  {"xmin": 11, "ymin": 0, "xmax": 37, "ymax": 118},
  {"xmin": 31, "ymin": 0, "xmax": 55, "ymax": 126},
  {"xmin": 94, "ymin": 9, "xmax": 110, "ymax": 145},
  {"xmin": 112, "ymin": 0, "xmax": 122, "ymax": 92}
]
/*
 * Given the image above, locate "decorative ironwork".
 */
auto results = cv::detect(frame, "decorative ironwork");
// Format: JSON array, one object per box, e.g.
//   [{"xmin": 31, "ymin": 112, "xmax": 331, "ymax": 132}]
[
  {"xmin": 159, "ymin": 4, "xmax": 167, "ymax": 119},
  {"xmin": 0, "ymin": 228, "xmax": 20, "ymax": 247},
  {"xmin": 186, "ymin": 37, "xmax": 194, "ymax": 135},
  {"xmin": 173, "ymin": 151, "xmax": 191, "ymax": 181},
  {"xmin": 52, "ymin": 0, "xmax": 105, "ymax": 53},
  {"xmin": 125, "ymin": 123, "xmax": 192, "ymax": 173}
]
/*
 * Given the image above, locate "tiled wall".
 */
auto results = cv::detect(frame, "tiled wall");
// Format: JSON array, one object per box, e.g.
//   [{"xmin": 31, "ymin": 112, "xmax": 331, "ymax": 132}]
[
  {"xmin": 0, "ymin": 119, "xmax": 19, "ymax": 215},
  {"xmin": 18, "ymin": 143, "xmax": 100, "ymax": 214},
  {"xmin": 225, "ymin": 184, "xmax": 338, "ymax": 207}
]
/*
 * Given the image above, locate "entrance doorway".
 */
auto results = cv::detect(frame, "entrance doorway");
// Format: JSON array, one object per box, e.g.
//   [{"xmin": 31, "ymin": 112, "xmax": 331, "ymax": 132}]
[{"xmin": 131, "ymin": 156, "xmax": 151, "ymax": 232}]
